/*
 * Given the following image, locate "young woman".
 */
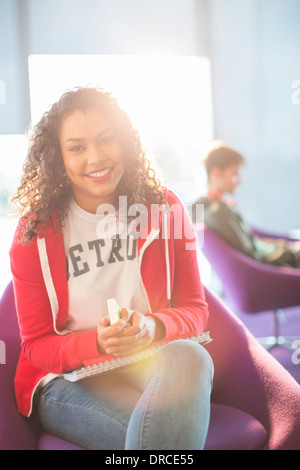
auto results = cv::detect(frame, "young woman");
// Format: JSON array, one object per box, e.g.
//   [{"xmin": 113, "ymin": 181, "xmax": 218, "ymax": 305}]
[{"xmin": 10, "ymin": 87, "xmax": 213, "ymax": 450}]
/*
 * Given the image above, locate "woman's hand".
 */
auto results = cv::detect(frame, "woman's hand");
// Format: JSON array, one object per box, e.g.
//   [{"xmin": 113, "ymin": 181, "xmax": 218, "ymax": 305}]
[
  {"xmin": 96, "ymin": 315, "xmax": 127, "ymax": 355},
  {"xmin": 97, "ymin": 309, "xmax": 165, "ymax": 357}
]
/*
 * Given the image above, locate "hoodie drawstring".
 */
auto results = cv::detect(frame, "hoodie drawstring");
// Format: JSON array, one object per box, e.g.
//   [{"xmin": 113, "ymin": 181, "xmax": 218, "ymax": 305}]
[{"xmin": 162, "ymin": 203, "xmax": 171, "ymax": 308}]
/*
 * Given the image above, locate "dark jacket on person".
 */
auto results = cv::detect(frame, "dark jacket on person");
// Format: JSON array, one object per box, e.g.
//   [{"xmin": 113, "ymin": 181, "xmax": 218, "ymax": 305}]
[{"xmin": 192, "ymin": 196, "xmax": 297, "ymax": 268}]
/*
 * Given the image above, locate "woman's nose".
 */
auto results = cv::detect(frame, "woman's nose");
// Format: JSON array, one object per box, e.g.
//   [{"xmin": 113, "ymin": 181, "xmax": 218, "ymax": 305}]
[{"xmin": 86, "ymin": 144, "xmax": 107, "ymax": 164}]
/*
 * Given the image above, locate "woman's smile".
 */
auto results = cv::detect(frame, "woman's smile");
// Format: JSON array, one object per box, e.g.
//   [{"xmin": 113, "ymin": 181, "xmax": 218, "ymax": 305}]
[{"xmin": 84, "ymin": 167, "xmax": 114, "ymax": 181}]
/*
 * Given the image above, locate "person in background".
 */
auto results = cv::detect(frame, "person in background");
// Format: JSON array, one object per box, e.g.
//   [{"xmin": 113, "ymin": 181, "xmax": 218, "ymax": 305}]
[{"xmin": 192, "ymin": 140, "xmax": 300, "ymax": 268}]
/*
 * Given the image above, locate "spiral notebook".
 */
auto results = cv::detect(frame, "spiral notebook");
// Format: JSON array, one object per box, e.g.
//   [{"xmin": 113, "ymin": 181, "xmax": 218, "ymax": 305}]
[{"xmin": 63, "ymin": 331, "xmax": 212, "ymax": 382}]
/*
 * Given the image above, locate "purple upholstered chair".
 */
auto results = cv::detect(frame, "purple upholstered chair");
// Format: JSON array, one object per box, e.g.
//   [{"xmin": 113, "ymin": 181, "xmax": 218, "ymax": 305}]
[
  {"xmin": 200, "ymin": 225, "xmax": 300, "ymax": 348},
  {"xmin": 1, "ymin": 280, "xmax": 300, "ymax": 450}
]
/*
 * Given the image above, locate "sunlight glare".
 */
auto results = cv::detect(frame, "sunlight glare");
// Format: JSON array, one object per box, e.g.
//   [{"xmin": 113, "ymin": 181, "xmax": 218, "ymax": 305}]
[{"xmin": 28, "ymin": 54, "xmax": 214, "ymax": 202}]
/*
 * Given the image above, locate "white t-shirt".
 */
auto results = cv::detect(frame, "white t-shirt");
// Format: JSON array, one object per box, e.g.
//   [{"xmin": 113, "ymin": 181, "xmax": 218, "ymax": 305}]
[{"xmin": 63, "ymin": 199, "xmax": 150, "ymax": 332}]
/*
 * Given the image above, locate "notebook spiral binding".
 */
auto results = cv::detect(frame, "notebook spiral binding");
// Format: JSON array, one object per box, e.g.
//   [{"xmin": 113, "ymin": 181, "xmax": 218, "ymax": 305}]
[{"xmin": 63, "ymin": 331, "xmax": 212, "ymax": 382}]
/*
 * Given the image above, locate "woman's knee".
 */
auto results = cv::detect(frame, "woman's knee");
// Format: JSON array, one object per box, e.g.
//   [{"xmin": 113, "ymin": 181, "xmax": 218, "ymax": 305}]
[{"xmin": 159, "ymin": 339, "xmax": 214, "ymax": 381}]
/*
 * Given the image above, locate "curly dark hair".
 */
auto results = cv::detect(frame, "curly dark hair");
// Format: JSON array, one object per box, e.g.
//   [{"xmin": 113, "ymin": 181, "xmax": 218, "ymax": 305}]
[{"xmin": 12, "ymin": 86, "xmax": 164, "ymax": 243}]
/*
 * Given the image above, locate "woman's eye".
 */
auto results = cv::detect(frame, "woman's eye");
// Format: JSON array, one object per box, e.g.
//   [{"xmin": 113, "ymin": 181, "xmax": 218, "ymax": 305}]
[
  {"xmin": 100, "ymin": 135, "xmax": 117, "ymax": 146},
  {"xmin": 69, "ymin": 146, "xmax": 84, "ymax": 152}
]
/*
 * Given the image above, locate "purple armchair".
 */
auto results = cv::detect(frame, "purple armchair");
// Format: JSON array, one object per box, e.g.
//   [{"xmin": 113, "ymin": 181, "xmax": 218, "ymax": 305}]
[
  {"xmin": 200, "ymin": 225, "xmax": 300, "ymax": 348},
  {"xmin": 1, "ymin": 280, "xmax": 300, "ymax": 450}
]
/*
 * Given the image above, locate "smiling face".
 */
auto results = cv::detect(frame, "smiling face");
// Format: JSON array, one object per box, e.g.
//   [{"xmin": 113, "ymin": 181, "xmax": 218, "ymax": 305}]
[{"xmin": 60, "ymin": 108, "xmax": 125, "ymax": 213}]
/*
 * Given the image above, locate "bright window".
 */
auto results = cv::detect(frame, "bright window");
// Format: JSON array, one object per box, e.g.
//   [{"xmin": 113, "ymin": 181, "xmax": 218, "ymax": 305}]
[
  {"xmin": 29, "ymin": 54, "xmax": 214, "ymax": 203},
  {"xmin": 0, "ymin": 134, "xmax": 28, "ymax": 295}
]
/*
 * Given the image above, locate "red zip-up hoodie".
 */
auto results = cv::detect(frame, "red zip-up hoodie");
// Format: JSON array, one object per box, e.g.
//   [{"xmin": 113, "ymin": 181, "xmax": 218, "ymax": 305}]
[{"xmin": 9, "ymin": 189, "xmax": 208, "ymax": 417}]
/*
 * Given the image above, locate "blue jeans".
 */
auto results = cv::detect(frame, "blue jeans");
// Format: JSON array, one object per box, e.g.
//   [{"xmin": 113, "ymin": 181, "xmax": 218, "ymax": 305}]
[{"xmin": 38, "ymin": 340, "xmax": 214, "ymax": 450}]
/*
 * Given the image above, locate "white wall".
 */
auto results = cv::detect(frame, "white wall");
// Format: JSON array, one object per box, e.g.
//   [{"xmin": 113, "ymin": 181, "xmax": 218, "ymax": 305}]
[
  {"xmin": 25, "ymin": 0, "xmax": 203, "ymax": 55},
  {"xmin": 208, "ymin": 0, "xmax": 300, "ymax": 232},
  {"xmin": 0, "ymin": 0, "xmax": 30, "ymax": 134}
]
